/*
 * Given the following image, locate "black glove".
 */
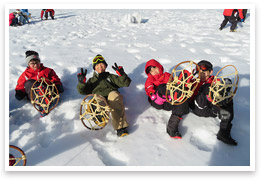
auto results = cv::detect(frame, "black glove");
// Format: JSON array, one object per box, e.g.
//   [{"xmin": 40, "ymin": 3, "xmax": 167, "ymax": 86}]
[
  {"xmin": 112, "ymin": 63, "xmax": 125, "ymax": 76},
  {"xmin": 56, "ymin": 84, "xmax": 64, "ymax": 93},
  {"xmin": 77, "ymin": 68, "xmax": 87, "ymax": 83},
  {"xmin": 15, "ymin": 90, "xmax": 26, "ymax": 101}
]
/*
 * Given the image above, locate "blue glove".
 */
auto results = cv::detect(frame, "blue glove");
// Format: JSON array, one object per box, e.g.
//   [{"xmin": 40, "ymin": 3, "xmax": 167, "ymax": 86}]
[{"xmin": 240, "ymin": 19, "xmax": 244, "ymax": 22}]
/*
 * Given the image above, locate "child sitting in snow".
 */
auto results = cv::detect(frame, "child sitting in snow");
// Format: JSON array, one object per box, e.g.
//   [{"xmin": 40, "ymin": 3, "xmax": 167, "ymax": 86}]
[
  {"xmin": 77, "ymin": 54, "xmax": 131, "ymax": 137},
  {"xmin": 41, "ymin": 9, "xmax": 55, "ymax": 20},
  {"xmin": 189, "ymin": 60, "xmax": 237, "ymax": 146},
  {"xmin": 9, "ymin": 12, "xmax": 19, "ymax": 26},
  {"xmin": 145, "ymin": 59, "xmax": 189, "ymax": 139},
  {"xmin": 15, "ymin": 50, "xmax": 64, "ymax": 115}
]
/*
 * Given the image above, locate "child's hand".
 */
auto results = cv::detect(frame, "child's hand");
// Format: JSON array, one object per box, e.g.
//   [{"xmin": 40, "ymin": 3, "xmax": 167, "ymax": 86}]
[
  {"xmin": 112, "ymin": 63, "xmax": 125, "ymax": 76},
  {"xmin": 150, "ymin": 92, "xmax": 166, "ymax": 105},
  {"xmin": 150, "ymin": 93, "xmax": 157, "ymax": 101},
  {"xmin": 77, "ymin": 68, "xmax": 87, "ymax": 83}
]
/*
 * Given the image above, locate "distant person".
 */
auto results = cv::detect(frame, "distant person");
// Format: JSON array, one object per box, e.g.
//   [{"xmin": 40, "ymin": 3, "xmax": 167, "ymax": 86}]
[
  {"xmin": 144, "ymin": 59, "xmax": 190, "ymax": 139},
  {"xmin": 14, "ymin": 9, "xmax": 29, "ymax": 25},
  {"xmin": 41, "ymin": 9, "xmax": 55, "ymax": 20},
  {"xmin": 219, "ymin": 9, "xmax": 244, "ymax": 32},
  {"xmin": 20, "ymin": 9, "xmax": 31, "ymax": 23},
  {"xmin": 9, "ymin": 12, "xmax": 19, "ymax": 26},
  {"xmin": 240, "ymin": 9, "xmax": 248, "ymax": 22},
  {"xmin": 77, "ymin": 54, "xmax": 131, "ymax": 137}
]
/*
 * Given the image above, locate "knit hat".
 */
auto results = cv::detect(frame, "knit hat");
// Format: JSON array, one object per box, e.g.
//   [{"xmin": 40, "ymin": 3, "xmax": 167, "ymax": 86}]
[
  {"xmin": 25, "ymin": 50, "xmax": 40, "ymax": 65},
  {"xmin": 198, "ymin": 60, "xmax": 213, "ymax": 71},
  {"xmin": 92, "ymin": 54, "xmax": 108, "ymax": 70}
]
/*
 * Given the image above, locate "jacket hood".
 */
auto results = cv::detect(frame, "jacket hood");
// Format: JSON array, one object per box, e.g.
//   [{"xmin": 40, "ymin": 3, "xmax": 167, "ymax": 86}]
[{"xmin": 145, "ymin": 59, "xmax": 164, "ymax": 75}]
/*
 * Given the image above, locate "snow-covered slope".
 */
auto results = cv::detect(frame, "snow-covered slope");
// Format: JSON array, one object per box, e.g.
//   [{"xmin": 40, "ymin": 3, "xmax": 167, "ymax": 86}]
[{"xmin": 8, "ymin": 9, "xmax": 251, "ymax": 168}]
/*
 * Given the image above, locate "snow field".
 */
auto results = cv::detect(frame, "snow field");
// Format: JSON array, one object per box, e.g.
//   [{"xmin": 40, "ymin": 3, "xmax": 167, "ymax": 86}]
[{"xmin": 8, "ymin": 9, "xmax": 250, "ymax": 167}]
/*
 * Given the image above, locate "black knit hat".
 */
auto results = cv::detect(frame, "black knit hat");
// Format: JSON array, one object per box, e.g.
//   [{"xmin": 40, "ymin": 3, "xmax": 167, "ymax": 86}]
[
  {"xmin": 25, "ymin": 50, "xmax": 40, "ymax": 65},
  {"xmin": 92, "ymin": 54, "xmax": 108, "ymax": 70},
  {"xmin": 198, "ymin": 60, "xmax": 213, "ymax": 71}
]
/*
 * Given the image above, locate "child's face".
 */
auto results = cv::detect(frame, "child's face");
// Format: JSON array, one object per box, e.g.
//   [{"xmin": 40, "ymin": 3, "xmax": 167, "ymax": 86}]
[
  {"xmin": 200, "ymin": 69, "xmax": 213, "ymax": 81},
  {"xmin": 28, "ymin": 60, "xmax": 40, "ymax": 71},
  {"xmin": 149, "ymin": 66, "xmax": 160, "ymax": 76},
  {"xmin": 95, "ymin": 63, "xmax": 106, "ymax": 74}
]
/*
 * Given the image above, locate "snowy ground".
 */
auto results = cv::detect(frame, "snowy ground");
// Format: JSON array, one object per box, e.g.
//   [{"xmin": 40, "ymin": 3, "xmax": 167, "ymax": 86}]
[{"xmin": 7, "ymin": 8, "xmax": 251, "ymax": 169}]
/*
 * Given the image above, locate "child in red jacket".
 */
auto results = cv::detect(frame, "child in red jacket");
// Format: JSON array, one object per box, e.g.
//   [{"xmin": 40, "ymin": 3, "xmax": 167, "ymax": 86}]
[
  {"xmin": 145, "ymin": 59, "xmax": 189, "ymax": 139},
  {"xmin": 41, "ymin": 9, "xmax": 55, "ymax": 20},
  {"xmin": 15, "ymin": 50, "xmax": 64, "ymax": 101}
]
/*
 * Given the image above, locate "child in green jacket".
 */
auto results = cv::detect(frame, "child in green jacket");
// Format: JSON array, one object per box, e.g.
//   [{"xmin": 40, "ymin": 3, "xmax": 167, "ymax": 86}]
[{"xmin": 77, "ymin": 54, "xmax": 131, "ymax": 137}]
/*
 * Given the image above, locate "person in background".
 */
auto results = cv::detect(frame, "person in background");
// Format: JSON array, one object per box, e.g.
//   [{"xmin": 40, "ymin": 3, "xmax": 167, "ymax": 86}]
[
  {"xmin": 219, "ymin": 9, "xmax": 244, "ymax": 32},
  {"xmin": 41, "ymin": 9, "xmax": 55, "ymax": 20}
]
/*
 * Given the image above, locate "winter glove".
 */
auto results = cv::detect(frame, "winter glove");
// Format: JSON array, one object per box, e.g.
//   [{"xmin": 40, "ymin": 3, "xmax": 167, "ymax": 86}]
[
  {"xmin": 56, "ymin": 84, "xmax": 64, "ymax": 93},
  {"xmin": 112, "ymin": 63, "xmax": 125, "ymax": 76},
  {"xmin": 15, "ymin": 90, "xmax": 26, "ymax": 101},
  {"xmin": 77, "ymin": 68, "xmax": 87, "ymax": 83},
  {"xmin": 150, "ymin": 92, "xmax": 166, "ymax": 105},
  {"xmin": 240, "ymin": 19, "xmax": 244, "ymax": 22}
]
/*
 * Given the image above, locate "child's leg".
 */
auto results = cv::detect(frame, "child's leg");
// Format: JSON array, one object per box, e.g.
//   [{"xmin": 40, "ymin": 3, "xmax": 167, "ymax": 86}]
[
  {"xmin": 49, "ymin": 11, "xmax": 54, "ymax": 19},
  {"xmin": 44, "ymin": 12, "xmax": 48, "ymax": 19},
  {"xmin": 24, "ymin": 79, "xmax": 37, "ymax": 98},
  {"xmin": 167, "ymin": 114, "xmax": 182, "ymax": 137},
  {"xmin": 10, "ymin": 18, "xmax": 18, "ymax": 26},
  {"xmin": 228, "ymin": 16, "xmax": 238, "ymax": 31},
  {"xmin": 166, "ymin": 101, "xmax": 189, "ymax": 138},
  {"xmin": 107, "ymin": 91, "xmax": 129, "ymax": 130},
  {"xmin": 220, "ymin": 16, "xmax": 229, "ymax": 29}
]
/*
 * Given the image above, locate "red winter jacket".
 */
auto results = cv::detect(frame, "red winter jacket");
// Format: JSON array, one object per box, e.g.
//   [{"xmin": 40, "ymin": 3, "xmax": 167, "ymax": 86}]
[
  {"xmin": 190, "ymin": 75, "xmax": 215, "ymax": 101},
  {"xmin": 9, "ymin": 13, "xmax": 15, "ymax": 26},
  {"xmin": 223, "ymin": 9, "xmax": 244, "ymax": 19},
  {"xmin": 144, "ymin": 59, "xmax": 171, "ymax": 97},
  {"xmin": 41, "ymin": 9, "xmax": 55, "ymax": 19},
  {"xmin": 15, "ymin": 63, "xmax": 62, "ymax": 93}
]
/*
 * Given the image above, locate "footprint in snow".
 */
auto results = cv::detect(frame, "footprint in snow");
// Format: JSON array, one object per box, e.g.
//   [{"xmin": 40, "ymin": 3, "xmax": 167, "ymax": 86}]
[
  {"xmin": 180, "ymin": 43, "xmax": 187, "ymax": 47},
  {"xmin": 219, "ymin": 56, "xmax": 235, "ymax": 63},
  {"xmin": 189, "ymin": 129, "xmax": 216, "ymax": 152},
  {"xmin": 189, "ymin": 48, "xmax": 196, "ymax": 53},
  {"xmin": 204, "ymin": 49, "xmax": 215, "ymax": 54},
  {"xmin": 126, "ymin": 48, "xmax": 140, "ymax": 53},
  {"xmin": 158, "ymin": 58, "xmax": 171, "ymax": 64},
  {"xmin": 134, "ymin": 43, "xmax": 149, "ymax": 48},
  {"xmin": 90, "ymin": 48, "xmax": 103, "ymax": 53}
]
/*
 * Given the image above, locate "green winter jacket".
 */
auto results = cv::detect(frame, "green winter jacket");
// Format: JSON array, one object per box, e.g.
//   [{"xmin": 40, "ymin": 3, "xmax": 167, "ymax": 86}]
[{"xmin": 77, "ymin": 71, "xmax": 131, "ymax": 97}]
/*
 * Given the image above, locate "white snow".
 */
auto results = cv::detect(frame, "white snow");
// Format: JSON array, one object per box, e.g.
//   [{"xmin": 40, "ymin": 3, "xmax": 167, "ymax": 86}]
[{"xmin": 7, "ymin": 8, "xmax": 252, "ymax": 170}]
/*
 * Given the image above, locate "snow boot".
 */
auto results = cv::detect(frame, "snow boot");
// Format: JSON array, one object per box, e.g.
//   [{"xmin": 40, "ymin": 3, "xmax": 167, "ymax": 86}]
[
  {"xmin": 117, "ymin": 127, "xmax": 128, "ymax": 137},
  {"xmin": 217, "ymin": 129, "xmax": 237, "ymax": 146},
  {"xmin": 167, "ymin": 114, "xmax": 182, "ymax": 139},
  {"xmin": 170, "ymin": 131, "xmax": 182, "ymax": 139},
  {"xmin": 219, "ymin": 27, "xmax": 223, "ymax": 30}
]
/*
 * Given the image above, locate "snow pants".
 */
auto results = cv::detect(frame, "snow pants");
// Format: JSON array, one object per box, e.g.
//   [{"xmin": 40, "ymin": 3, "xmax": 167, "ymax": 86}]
[
  {"xmin": 190, "ymin": 86, "xmax": 234, "ymax": 134},
  {"xmin": 107, "ymin": 91, "xmax": 129, "ymax": 130},
  {"xmin": 149, "ymin": 84, "xmax": 189, "ymax": 136},
  {"xmin": 220, "ymin": 15, "xmax": 238, "ymax": 31},
  {"xmin": 10, "ymin": 18, "xmax": 18, "ymax": 26},
  {"xmin": 45, "ymin": 11, "xmax": 54, "ymax": 19},
  {"xmin": 24, "ymin": 79, "xmax": 36, "ymax": 97}
]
